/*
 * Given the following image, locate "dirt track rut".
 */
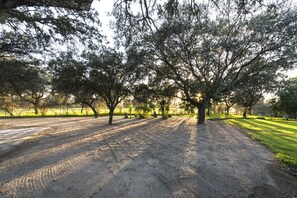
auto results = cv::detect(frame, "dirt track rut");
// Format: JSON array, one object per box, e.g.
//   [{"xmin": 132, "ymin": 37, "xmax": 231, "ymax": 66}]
[{"xmin": 0, "ymin": 117, "xmax": 296, "ymax": 198}]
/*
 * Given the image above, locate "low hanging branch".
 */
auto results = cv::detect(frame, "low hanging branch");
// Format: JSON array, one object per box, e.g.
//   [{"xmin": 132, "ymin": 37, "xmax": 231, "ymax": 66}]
[{"xmin": 0, "ymin": 0, "xmax": 94, "ymax": 10}]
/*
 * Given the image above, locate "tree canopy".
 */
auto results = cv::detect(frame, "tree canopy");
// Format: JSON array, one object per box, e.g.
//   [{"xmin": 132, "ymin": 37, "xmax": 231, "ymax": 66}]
[
  {"xmin": 51, "ymin": 47, "xmax": 146, "ymax": 124},
  {"xmin": 0, "ymin": 0, "xmax": 100, "ymax": 106},
  {"xmin": 0, "ymin": 58, "xmax": 47, "ymax": 114},
  {"xmin": 275, "ymin": 77, "xmax": 297, "ymax": 119},
  {"xmin": 51, "ymin": 52, "xmax": 100, "ymax": 117},
  {"xmin": 0, "ymin": 0, "xmax": 100, "ymax": 61},
  {"xmin": 113, "ymin": 0, "xmax": 297, "ymax": 123},
  {"xmin": 87, "ymin": 48, "xmax": 146, "ymax": 124}
]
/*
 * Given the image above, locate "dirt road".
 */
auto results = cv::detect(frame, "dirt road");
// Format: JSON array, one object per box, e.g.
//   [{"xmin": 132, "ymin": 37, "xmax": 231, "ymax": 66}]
[{"xmin": 0, "ymin": 117, "xmax": 296, "ymax": 198}]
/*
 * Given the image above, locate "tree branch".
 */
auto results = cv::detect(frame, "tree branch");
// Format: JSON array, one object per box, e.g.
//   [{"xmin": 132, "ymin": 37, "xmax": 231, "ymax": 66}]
[{"xmin": 0, "ymin": 0, "xmax": 93, "ymax": 10}]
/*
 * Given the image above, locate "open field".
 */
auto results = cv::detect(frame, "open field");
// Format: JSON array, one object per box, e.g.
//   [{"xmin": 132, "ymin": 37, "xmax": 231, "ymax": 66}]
[
  {"xmin": 226, "ymin": 118, "xmax": 297, "ymax": 168},
  {"xmin": 0, "ymin": 117, "xmax": 297, "ymax": 197}
]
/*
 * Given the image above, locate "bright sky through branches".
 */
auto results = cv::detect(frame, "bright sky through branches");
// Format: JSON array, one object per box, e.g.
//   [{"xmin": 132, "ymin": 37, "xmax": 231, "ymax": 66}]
[
  {"xmin": 92, "ymin": 0, "xmax": 115, "ymax": 46},
  {"xmin": 92, "ymin": 0, "xmax": 297, "ymax": 78}
]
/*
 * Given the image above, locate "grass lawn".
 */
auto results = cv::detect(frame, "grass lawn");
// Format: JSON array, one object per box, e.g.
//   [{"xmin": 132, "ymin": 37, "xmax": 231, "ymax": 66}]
[
  {"xmin": 207, "ymin": 113, "xmax": 243, "ymax": 119},
  {"xmin": 0, "ymin": 107, "xmax": 128, "ymax": 117},
  {"xmin": 225, "ymin": 117, "xmax": 297, "ymax": 167}
]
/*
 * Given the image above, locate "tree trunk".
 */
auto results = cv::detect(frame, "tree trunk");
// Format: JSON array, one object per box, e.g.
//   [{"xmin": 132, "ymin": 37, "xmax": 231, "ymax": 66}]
[
  {"xmin": 129, "ymin": 107, "xmax": 132, "ymax": 118},
  {"xmin": 197, "ymin": 104, "xmax": 206, "ymax": 124},
  {"xmin": 34, "ymin": 105, "xmax": 38, "ymax": 115},
  {"xmin": 108, "ymin": 107, "xmax": 114, "ymax": 125},
  {"xmin": 32, "ymin": 99, "xmax": 39, "ymax": 115},
  {"xmin": 161, "ymin": 106, "xmax": 165, "ymax": 117},
  {"xmin": 90, "ymin": 106, "xmax": 98, "ymax": 118},
  {"xmin": 5, "ymin": 108, "xmax": 14, "ymax": 116},
  {"xmin": 243, "ymin": 108, "xmax": 247, "ymax": 118},
  {"xmin": 226, "ymin": 107, "xmax": 230, "ymax": 115},
  {"xmin": 248, "ymin": 107, "xmax": 252, "ymax": 115},
  {"xmin": 82, "ymin": 102, "xmax": 98, "ymax": 118},
  {"xmin": 207, "ymin": 106, "xmax": 211, "ymax": 116}
]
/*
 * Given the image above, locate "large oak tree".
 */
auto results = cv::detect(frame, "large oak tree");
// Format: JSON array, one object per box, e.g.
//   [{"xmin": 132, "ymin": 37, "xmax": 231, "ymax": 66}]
[
  {"xmin": 51, "ymin": 52, "xmax": 100, "ymax": 118},
  {"xmin": 0, "ymin": 58, "xmax": 47, "ymax": 115},
  {"xmin": 87, "ymin": 48, "xmax": 145, "ymax": 124},
  {"xmin": 52, "ymin": 47, "xmax": 145, "ymax": 124},
  {"xmin": 113, "ymin": 0, "xmax": 297, "ymax": 124}
]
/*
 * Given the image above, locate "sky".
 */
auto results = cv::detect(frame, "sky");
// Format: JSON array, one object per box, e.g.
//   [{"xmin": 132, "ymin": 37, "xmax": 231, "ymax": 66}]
[{"xmin": 92, "ymin": 0, "xmax": 115, "ymax": 45}]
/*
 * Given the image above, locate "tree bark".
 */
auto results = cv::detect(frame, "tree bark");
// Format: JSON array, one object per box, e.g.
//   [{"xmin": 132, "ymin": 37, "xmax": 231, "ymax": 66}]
[
  {"xmin": 226, "ymin": 107, "xmax": 230, "ymax": 115},
  {"xmin": 32, "ymin": 99, "xmax": 39, "ymax": 115},
  {"xmin": 207, "ymin": 106, "xmax": 211, "ymax": 116},
  {"xmin": 5, "ymin": 108, "xmax": 14, "ymax": 116},
  {"xmin": 108, "ymin": 107, "xmax": 114, "ymax": 125},
  {"xmin": 243, "ymin": 108, "xmax": 247, "ymax": 118},
  {"xmin": 197, "ymin": 103, "xmax": 206, "ymax": 124},
  {"xmin": 82, "ymin": 101, "xmax": 98, "ymax": 118},
  {"xmin": 34, "ymin": 104, "xmax": 38, "ymax": 115},
  {"xmin": 248, "ymin": 107, "xmax": 252, "ymax": 115},
  {"xmin": 161, "ymin": 105, "xmax": 165, "ymax": 117},
  {"xmin": 90, "ymin": 106, "xmax": 98, "ymax": 118},
  {"xmin": 160, "ymin": 100, "xmax": 165, "ymax": 117}
]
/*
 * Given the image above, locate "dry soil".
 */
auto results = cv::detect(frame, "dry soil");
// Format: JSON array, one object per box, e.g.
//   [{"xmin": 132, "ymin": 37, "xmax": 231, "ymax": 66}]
[{"xmin": 0, "ymin": 117, "xmax": 296, "ymax": 198}]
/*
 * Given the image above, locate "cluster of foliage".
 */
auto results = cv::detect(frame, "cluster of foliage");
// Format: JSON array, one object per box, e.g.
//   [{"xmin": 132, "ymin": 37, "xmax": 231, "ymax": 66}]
[
  {"xmin": 0, "ymin": 58, "xmax": 48, "ymax": 114},
  {"xmin": 0, "ymin": 0, "xmax": 99, "ymax": 58},
  {"xmin": 0, "ymin": 0, "xmax": 101, "ymax": 117},
  {"xmin": 51, "ymin": 48, "xmax": 146, "ymax": 124},
  {"xmin": 220, "ymin": 72, "xmax": 278, "ymax": 118},
  {"xmin": 270, "ymin": 78, "xmax": 297, "ymax": 119}
]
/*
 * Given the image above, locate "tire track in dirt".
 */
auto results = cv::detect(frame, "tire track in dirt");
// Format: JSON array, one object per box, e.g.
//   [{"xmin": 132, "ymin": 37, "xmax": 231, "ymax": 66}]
[
  {"xmin": 92, "ymin": 119, "xmax": 297, "ymax": 198},
  {"xmin": 1, "ymin": 118, "xmax": 297, "ymax": 197},
  {"xmin": 192, "ymin": 120, "xmax": 297, "ymax": 197},
  {"xmin": 0, "ymin": 117, "xmax": 110, "ymax": 161},
  {"xmin": 4, "ymin": 154, "xmax": 92, "ymax": 197},
  {"xmin": 0, "ymin": 117, "xmax": 146, "ymax": 170},
  {"xmin": 0, "ymin": 118, "xmax": 184, "ymax": 197},
  {"xmin": 0, "ymin": 118, "xmax": 148, "ymax": 181},
  {"xmin": 85, "ymin": 117, "xmax": 187, "ymax": 197},
  {"xmin": 0, "ymin": 117, "xmax": 133, "ymax": 196},
  {"xmin": 106, "ymin": 117, "xmax": 185, "ymax": 163},
  {"xmin": 76, "ymin": 119, "xmax": 186, "ymax": 197},
  {"xmin": 53, "ymin": 117, "xmax": 185, "ymax": 198},
  {"xmin": 0, "ymin": 117, "xmax": 96, "ymax": 130},
  {"xmin": 66, "ymin": 117, "xmax": 185, "ymax": 198}
]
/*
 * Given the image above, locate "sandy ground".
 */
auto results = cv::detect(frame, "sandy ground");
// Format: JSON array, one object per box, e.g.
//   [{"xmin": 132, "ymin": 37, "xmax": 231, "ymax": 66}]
[
  {"xmin": 0, "ymin": 117, "xmax": 296, "ymax": 198},
  {"xmin": 0, "ymin": 128, "xmax": 47, "ymax": 155}
]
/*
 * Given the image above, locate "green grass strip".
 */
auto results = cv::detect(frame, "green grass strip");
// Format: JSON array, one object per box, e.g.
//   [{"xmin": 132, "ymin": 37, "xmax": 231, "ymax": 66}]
[{"xmin": 225, "ymin": 117, "xmax": 297, "ymax": 167}]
